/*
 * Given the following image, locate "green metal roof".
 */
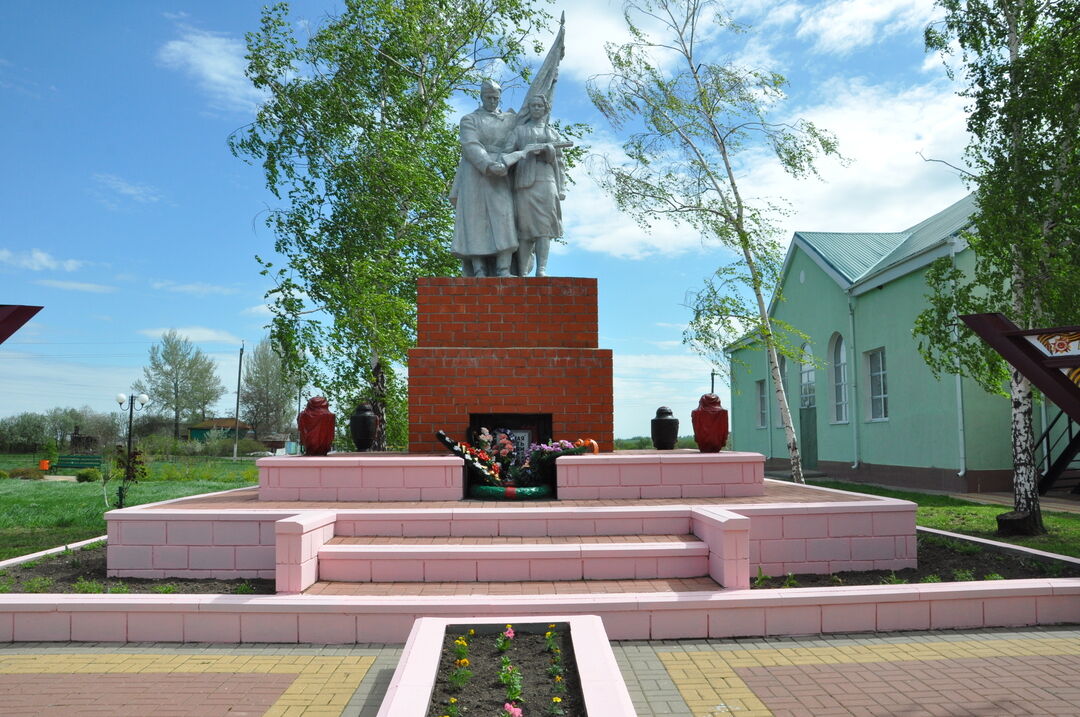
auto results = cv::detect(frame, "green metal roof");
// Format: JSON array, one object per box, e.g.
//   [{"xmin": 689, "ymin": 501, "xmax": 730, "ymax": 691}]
[{"xmin": 794, "ymin": 193, "xmax": 976, "ymax": 286}]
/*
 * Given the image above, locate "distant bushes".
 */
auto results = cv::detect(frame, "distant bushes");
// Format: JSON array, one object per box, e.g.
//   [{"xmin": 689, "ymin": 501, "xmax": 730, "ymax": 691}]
[
  {"xmin": 76, "ymin": 468, "xmax": 102, "ymax": 482},
  {"xmin": 8, "ymin": 467, "xmax": 44, "ymax": 479},
  {"xmin": 138, "ymin": 434, "xmax": 268, "ymax": 459}
]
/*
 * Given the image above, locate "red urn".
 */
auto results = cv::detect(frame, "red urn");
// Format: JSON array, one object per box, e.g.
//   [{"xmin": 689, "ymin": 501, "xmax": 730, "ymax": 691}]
[
  {"xmin": 297, "ymin": 396, "xmax": 335, "ymax": 456},
  {"xmin": 691, "ymin": 393, "xmax": 729, "ymax": 453}
]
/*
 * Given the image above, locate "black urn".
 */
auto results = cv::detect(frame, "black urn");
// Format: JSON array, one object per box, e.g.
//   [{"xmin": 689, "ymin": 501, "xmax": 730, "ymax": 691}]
[
  {"xmin": 650, "ymin": 406, "xmax": 679, "ymax": 450},
  {"xmin": 349, "ymin": 402, "xmax": 378, "ymax": 451}
]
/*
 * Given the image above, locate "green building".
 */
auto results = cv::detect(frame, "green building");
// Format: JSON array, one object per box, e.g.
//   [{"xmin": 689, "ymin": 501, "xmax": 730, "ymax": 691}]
[
  {"xmin": 187, "ymin": 418, "xmax": 253, "ymax": 442},
  {"xmin": 726, "ymin": 194, "xmax": 1050, "ymax": 493}
]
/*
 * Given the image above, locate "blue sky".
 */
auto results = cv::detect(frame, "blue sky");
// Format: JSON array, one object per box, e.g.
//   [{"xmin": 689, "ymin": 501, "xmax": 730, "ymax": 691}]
[{"xmin": 0, "ymin": 0, "xmax": 970, "ymax": 439}]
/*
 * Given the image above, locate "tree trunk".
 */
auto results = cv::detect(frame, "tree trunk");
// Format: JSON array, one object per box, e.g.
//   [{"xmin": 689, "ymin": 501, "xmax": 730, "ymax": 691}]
[
  {"xmin": 1002, "ymin": 367, "xmax": 1045, "ymax": 535},
  {"xmin": 766, "ymin": 340, "xmax": 804, "ymax": 483},
  {"xmin": 370, "ymin": 355, "xmax": 388, "ymax": 451}
]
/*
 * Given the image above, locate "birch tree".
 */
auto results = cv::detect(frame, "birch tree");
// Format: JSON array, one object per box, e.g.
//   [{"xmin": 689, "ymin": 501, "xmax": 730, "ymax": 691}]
[
  {"xmin": 915, "ymin": 0, "xmax": 1080, "ymax": 535},
  {"xmin": 588, "ymin": 0, "xmax": 840, "ymax": 483}
]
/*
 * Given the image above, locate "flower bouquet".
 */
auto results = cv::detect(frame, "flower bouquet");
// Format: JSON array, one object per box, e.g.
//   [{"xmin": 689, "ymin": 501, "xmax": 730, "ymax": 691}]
[{"xmin": 435, "ymin": 430, "xmax": 589, "ymax": 500}]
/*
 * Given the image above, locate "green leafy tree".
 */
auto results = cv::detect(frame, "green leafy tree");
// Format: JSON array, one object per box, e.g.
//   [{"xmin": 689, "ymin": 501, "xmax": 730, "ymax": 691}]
[
  {"xmin": 916, "ymin": 0, "xmax": 1080, "ymax": 535},
  {"xmin": 230, "ymin": 0, "xmax": 554, "ymax": 449},
  {"xmin": 588, "ymin": 0, "xmax": 841, "ymax": 483},
  {"xmin": 133, "ymin": 330, "xmax": 227, "ymax": 440},
  {"xmin": 241, "ymin": 337, "xmax": 296, "ymax": 438},
  {"xmin": 43, "ymin": 407, "xmax": 81, "ymax": 447},
  {"xmin": 0, "ymin": 412, "xmax": 48, "ymax": 453}
]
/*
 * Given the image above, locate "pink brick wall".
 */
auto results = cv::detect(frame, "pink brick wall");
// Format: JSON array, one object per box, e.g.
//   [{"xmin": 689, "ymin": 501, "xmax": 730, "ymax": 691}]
[
  {"xmin": 275, "ymin": 511, "xmax": 336, "ymax": 594},
  {"xmin": 258, "ymin": 455, "xmax": 464, "ymax": 502},
  {"xmin": 558, "ymin": 451, "xmax": 765, "ymax": 500},
  {"xmin": 2, "ymin": 580, "xmax": 1076, "ymax": 643},
  {"xmin": 739, "ymin": 501, "xmax": 917, "ymax": 576},
  {"xmin": 691, "ymin": 506, "xmax": 751, "ymax": 589},
  {"xmin": 107, "ymin": 513, "xmax": 287, "ymax": 579}
]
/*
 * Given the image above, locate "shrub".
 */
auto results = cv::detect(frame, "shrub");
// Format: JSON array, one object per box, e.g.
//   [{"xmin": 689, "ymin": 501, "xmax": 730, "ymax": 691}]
[
  {"xmin": 76, "ymin": 468, "xmax": 102, "ymax": 482},
  {"xmin": 9, "ymin": 467, "xmax": 43, "ymax": 479},
  {"xmin": 0, "ymin": 469, "xmax": 8, "ymax": 479}
]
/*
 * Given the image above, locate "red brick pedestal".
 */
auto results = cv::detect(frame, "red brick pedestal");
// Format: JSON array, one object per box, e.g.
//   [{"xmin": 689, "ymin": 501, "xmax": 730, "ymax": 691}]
[{"xmin": 408, "ymin": 277, "xmax": 614, "ymax": 453}]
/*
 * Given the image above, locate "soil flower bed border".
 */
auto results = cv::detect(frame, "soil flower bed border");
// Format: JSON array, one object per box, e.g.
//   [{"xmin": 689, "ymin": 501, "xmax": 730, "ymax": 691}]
[{"xmin": 377, "ymin": 615, "xmax": 636, "ymax": 717}]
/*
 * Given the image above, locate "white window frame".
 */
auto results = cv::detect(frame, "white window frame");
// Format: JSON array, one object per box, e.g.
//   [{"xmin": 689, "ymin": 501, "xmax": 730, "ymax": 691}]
[
  {"xmin": 756, "ymin": 379, "xmax": 767, "ymax": 428},
  {"xmin": 831, "ymin": 334, "xmax": 848, "ymax": 424},
  {"xmin": 866, "ymin": 347, "xmax": 888, "ymax": 421},
  {"xmin": 799, "ymin": 344, "xmax": 815, "ymax": 409}
]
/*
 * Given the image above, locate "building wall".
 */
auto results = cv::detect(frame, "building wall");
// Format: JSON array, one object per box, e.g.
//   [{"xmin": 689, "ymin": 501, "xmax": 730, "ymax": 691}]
[{"xmin": 729, "ymin": 244, "xmax": 1037, "ymax": 492}]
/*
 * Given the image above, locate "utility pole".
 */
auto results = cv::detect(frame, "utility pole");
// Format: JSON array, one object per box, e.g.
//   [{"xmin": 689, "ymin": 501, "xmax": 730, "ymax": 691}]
[{"xmin": 232, "ymin": 340, "xmax": 244, "ymax": 460}]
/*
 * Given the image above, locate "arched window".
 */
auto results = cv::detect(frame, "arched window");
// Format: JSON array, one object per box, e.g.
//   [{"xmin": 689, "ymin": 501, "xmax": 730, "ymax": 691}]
[
  {"xmin": 831, "ymin": 334, "xmax": 848, "ymax": 423},
  {"xmin": 799, "ymin": 344, "xmax": 815, "ymax": 409}
]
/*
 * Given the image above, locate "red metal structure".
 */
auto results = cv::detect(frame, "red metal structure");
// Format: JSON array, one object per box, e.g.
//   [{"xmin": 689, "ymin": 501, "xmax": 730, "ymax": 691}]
[
  {"xmin": 961, "ymin": 313, "xmax": 1080, "ymax": 493},
  {"xmin": 0, "ymin": 305, "xmax": 42, "ymax": 345}
]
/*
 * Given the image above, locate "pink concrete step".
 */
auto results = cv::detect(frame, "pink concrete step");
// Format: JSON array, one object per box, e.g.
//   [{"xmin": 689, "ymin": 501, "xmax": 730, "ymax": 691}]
[{"xmin": 316, "ymin": 534, "xmax": 709, "ymax": 583}]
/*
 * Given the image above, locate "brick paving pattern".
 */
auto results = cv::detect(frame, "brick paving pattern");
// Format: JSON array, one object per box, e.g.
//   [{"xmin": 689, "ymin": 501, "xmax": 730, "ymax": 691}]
[
  {"xmin": 159, "ymin": 479, "xmax": 860, "ymax": 510},
  {"xmin": 657, "ymin": 631, "xmax": 1080, "ymax": 717},
  {"xmin": 3, "ymin": 628, "xmax": 1078, "ymax": 716},
  {"xmin": 737, "ymin": 654, "xmax": 1080, "ymax": 716},
  {"xmin": 0, "ymin": 651, "xmax": 375, "ymax": 717},
  {"xmin": 0, "ymin": 672, "xmax": 294, "ymax": 717}
]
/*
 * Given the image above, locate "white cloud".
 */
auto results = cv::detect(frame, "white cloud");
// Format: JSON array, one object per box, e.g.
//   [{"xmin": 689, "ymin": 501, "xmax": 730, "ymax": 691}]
[
  {"xmin": 738, "ymin": 76, "xmax": 971, "ymax": 238},
  {"xmin": 561, "ymin": 135, "xmax": 709, "ymax": 260},
  {"xmin": 157, "ymin": 25, "xmax": 266, "ymax": 114},
  {"xmin": 138, "ymin": 326, "xmax": 242, "ymax": 344},
  {"xmin": 35, "ymin": 279, "xmax": 116, "ymax": 293},
  {"xmin": 613, "ymin": 352, "xmax": 729, "ymax": 437},
  {"xmin": 242, "ymin": 304, "xmax": 274, "ymax": 317},
  {"xmin": 795, "ymin": 0, "xmax": 937, "ymax": 55},
  {"xmin": 92, "ymin": 173, "xmax": 162, "ymax": 206},
  {"xmin": 151, "ymin": 280, "xmax": 239, "ymax": 296},
  {"xmin": 0, "ymin": 248, "xmax": 84, "ymax": 272}
]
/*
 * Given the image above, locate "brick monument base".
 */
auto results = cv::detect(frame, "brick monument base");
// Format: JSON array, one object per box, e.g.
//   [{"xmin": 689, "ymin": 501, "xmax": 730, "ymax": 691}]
[{"xmin": 407, "ymin": 277, "xmax": 614, "ymax": 453}]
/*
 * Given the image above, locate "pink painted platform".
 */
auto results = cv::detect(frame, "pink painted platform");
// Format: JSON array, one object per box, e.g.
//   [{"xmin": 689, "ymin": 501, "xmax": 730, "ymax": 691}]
[
  {"xmin": 257, "ymin": 449, "xmax": 765, "ymax": 501},
  {"xmin": 1, "ymin": 451, "xmax": 1076, "ymax": 644}
]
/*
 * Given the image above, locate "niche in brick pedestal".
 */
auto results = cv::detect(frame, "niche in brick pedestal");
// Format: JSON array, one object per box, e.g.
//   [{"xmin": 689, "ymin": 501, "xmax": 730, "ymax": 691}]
[{"xmin": 408, "ymin": 277, "xmax": 614, "ymax": 454}]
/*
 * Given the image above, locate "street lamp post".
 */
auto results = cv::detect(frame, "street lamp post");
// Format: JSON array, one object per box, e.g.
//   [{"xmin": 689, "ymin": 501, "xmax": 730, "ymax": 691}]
[{"xmin": 116, "ymin": 392, "xmax": 149, "ymax": 509}]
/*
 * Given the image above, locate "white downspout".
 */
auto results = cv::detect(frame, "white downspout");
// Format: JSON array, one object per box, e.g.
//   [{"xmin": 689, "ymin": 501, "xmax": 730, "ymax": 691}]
[
  {"xmin": 847, "ymin": 294, "xmax": 860, "ymax": 469},
  {"xmin": 950, "ymin": 239, "xmax": 967, "ymax": 483}
]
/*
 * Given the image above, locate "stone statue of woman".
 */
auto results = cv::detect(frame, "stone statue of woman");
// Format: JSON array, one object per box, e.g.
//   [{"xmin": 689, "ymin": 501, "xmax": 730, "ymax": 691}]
[{"xmin": 503, "ymin": 94, "xmax": 566, "ymax": 277}]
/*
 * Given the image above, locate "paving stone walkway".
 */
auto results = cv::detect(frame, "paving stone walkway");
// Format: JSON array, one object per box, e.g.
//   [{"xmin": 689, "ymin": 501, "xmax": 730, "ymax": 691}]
[{"xmin": 1, "ymin": 626, "xmax": 1078, "ymax": 716}]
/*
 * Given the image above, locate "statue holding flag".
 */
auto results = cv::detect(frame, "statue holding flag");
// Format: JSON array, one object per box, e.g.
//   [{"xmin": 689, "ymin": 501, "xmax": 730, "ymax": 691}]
[{"xmin": 449, "ymin": 14, "xmax": 571, "ymax": 277}]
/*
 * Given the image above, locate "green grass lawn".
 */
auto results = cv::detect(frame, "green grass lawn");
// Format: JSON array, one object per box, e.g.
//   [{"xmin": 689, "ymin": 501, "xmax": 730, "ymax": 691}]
[
  {"xmin": 0, "ymin": 456, "xmax": 257, "ymax": 560},
  {"xmin": 811, "ymin": 479, "xmax": 1080, "ymax": 559}
]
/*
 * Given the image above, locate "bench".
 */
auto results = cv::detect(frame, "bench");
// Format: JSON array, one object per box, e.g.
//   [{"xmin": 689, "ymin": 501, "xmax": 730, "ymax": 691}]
[{"xmin": 55, "ymin": 455, "xmax": 103, "ymax": 472}]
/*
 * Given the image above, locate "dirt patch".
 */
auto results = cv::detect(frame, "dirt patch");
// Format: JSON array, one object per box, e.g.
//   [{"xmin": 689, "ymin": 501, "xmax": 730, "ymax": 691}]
[
  {"xmin": 0, "ymin": 542, "xmax": 275, "ymax": 595},
  {"xmin": 1, "ymin": 533, "xmax": 1077, "ymax": 595},
  {"xmin": 750, "ymin": 533, "xmax": 1080, "ymax": 588}
]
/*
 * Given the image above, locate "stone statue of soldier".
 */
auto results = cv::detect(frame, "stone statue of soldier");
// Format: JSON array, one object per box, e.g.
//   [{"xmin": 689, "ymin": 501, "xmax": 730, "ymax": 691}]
[{"xmin": 449, "ymin": 80, "xmax": 518, "ymax": 277}]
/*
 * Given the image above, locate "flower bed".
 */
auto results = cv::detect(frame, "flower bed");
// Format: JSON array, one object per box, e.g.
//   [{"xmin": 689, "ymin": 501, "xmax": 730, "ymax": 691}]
[
  {"xmin": 378, "ymin": 615, "xmax": 636, "ymax": 717},
  {"xmin": 429, "ymin": 623, "xmax": 583, "ymax": 716}
]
